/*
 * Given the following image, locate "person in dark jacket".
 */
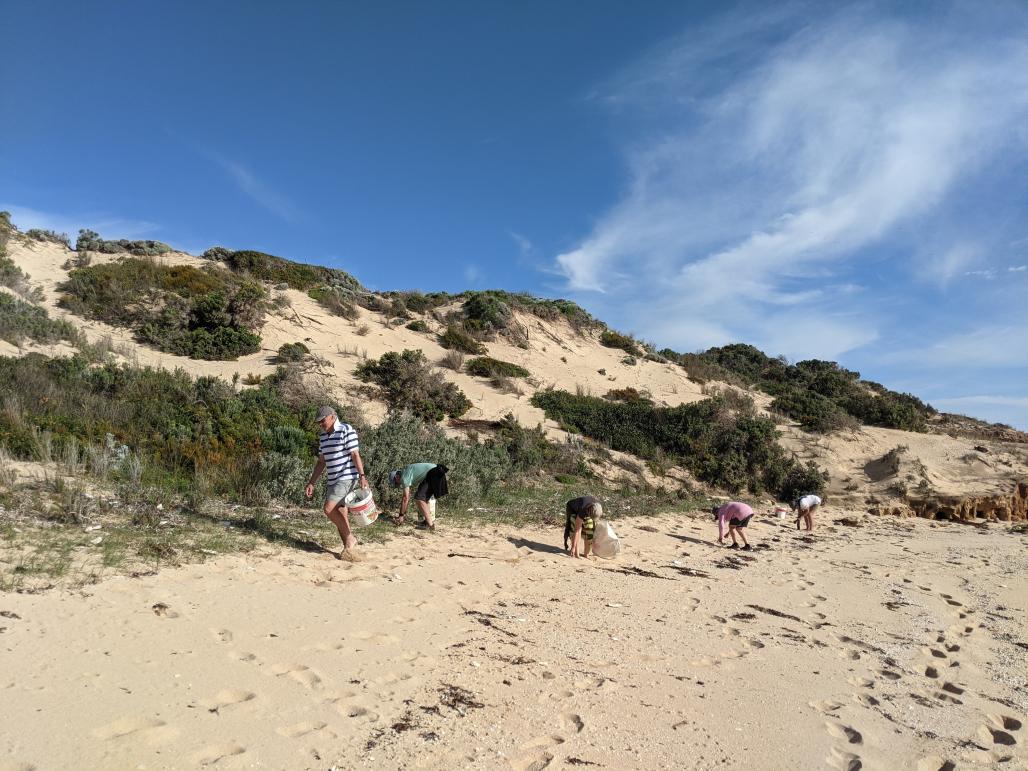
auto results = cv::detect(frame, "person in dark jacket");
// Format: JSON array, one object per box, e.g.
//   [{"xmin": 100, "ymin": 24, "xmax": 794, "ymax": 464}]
[
  {"xmin": 564, "ymin": 495, "xmax": 602, "ymax": 558},
  {"xmin": 391, "ymin": 463, "xmax": 448, "ymax": 530}
]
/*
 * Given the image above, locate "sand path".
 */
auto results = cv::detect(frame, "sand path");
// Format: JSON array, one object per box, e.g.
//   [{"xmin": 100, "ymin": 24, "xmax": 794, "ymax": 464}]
[{"xmin": 1, "ymin": 514, "xmax": 1026, "ymax": 770}]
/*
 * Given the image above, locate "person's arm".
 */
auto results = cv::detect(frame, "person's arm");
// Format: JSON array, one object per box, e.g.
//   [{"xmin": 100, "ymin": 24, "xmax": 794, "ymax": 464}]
[
  {"xmin": 717, "ymin": 513, "xmax": 727, "ymax": 543},
  {"xmin": 399, "ymin": 487, "xmax": 411, "ymax": 518},
  {"xmin": 305, "ymin": 454, "xmax": 326, "ymax": 498},
  {"xmin": 572, "ymin": 516, "xmax": 584, "ymax": 557},
  {"xmin": 351, "ymin": 448, "xmax": 368, "ymax": 489}
]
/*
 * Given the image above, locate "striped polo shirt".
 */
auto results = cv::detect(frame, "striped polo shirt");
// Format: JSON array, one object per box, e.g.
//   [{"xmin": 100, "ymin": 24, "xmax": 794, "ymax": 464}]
[{"xmin": 318, "ymin": 420, "xmax": 359, "ymax": 483}]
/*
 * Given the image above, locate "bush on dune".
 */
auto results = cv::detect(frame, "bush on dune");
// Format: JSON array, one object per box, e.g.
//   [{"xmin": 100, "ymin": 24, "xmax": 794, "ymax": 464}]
[
  {"xmin": 531, "ymin": 388, "xmax": 827, "ymax": 499},
  {"xmin": 465, "ymin": 356, "xmax": 529, "ymax": 378},
  {"xmin": 355, "ymin": 349, "xmax": 472, "ymax": 422},
  {"xmin": 58, "ymin": 257, "xmax": 267, "ymax": 360}
]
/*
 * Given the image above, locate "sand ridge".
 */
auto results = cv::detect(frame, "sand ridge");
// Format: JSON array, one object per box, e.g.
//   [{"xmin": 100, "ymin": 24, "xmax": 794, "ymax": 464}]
[{"xmin": 1, "ymin": 513, "xmax": 1025, "ymax": 770}]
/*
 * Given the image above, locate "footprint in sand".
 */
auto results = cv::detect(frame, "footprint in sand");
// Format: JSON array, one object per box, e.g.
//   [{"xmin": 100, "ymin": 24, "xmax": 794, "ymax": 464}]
[
  {"xmin": 92, "ymin": 716, "xmax": 175, "ymax": 743},
  {"xmin": 510, "ymin": 752, "xmax": 554, "ymax": 771},
  {"xmin": 189, "ymin": 744, "xmax": 246, "ymax": 766},
  {"xmin": 276, "ymin": 720, "xmax": 327, "ymax": 738},
  {"xmin": 561, "ymin": 713, "xmax": 585, "ymax": 733},
  {"xmin": 826, "ymin": 746, "xmax": 862, "ymax": 770},
  {"xmin": 200, "ymin": 689, "xmax": 256, "ymax": 711},
  {"xmin": 825, "ymin": 721, "xmax": 863, "ymax": 745},
  {"xmin": 809, "ymin": 699, "xmax": 845, "ymax": 715},
  {"xmin": 212, "ymin": 628, "xmax": 234, "ymax": 644},
  {"xmin": 269, "ymin": 663, "xmax": 322, "ymax": 689},
  {"xmin": 916, "ymin": 756, "xmax": 955, "ymax": 771}
]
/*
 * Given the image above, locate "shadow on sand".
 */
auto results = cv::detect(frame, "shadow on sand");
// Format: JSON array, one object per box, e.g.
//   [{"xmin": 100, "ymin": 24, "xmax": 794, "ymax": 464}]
[{"xmin": 507, "ymin": 537, "xmax": 565, "ymax": 555}]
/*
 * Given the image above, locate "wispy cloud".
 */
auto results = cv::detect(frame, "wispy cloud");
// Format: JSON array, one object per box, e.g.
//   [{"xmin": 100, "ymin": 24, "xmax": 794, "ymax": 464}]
[
  {"xmin": 0, "ymin": 203, "xmax": 158, "ymax": 241},
  {"xmin": 554, "ymin": 3, "xmax": 1028, "ymax": 361},
  {"xmin": 203, "ymin": 151, "xmax": 301, "ymax": 223},
  {"xmin": 896, "ymin": 324, "xmax": 1028, "ymax": 368}
]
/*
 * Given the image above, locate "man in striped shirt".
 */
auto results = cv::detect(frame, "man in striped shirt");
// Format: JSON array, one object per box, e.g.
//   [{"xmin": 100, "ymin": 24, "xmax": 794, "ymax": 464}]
[{"xmin": 304, "ymin": 405, "xmax": 369, "ymax": 555}]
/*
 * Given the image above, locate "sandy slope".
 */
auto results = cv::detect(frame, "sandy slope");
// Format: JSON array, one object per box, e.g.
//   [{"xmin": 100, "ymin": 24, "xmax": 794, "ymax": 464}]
[
  {"xmin": 1, "ymin": 512, "xmax": 1025, "ymax": 770},
  {"xmin": 7, "ymin": 237, "xmax": 1028, "ymax": 509}
]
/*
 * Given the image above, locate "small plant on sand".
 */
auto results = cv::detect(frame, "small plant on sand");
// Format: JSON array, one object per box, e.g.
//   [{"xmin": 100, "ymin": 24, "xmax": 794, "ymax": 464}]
[
  {"xmin": 405, "ymin": 319, "xmax": 429, "ymax": 333},
  {"xmin": 438, "ymin": 324, "xmax": 486, "ymax": 355},
  {"xmin": 276, "ymin": 342, "xmax": 310, "ymax": 363},
  {"xmin": 600, "ymin": 329, "xmax": 642, "ymax": 356},
  {"xmin": 440, "ymin": 350, "xmax": 465, "ymax": 371},
  {"xmin": 465, "ymin": 356, "xmax": 530, "ymax": 379}
]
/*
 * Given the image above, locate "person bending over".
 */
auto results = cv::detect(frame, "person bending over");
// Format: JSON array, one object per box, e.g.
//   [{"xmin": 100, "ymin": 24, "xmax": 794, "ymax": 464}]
[
  {"xmin": 712, "ymin": 501, "xmax": 754, "ymax": 550},
  {"xmin": 391, "ymin": 463, "xmax": 448, "ymax": 530},
  {"xmin": 565, "ymin": 495, "xmax": 602, "ymax": 558},
  {"xmin": 792, "ymin": 494, "xmax": 822, "ymax": 532}
]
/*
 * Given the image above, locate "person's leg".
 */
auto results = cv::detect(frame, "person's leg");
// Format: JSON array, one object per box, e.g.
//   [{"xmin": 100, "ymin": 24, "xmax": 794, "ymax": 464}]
[
  {"xmin": 415, "ymin": 499, "xmax": 434, "ymax": 529},
  {"xmin": 808, "ymin": 505, "xmax": 818, "ymax": 531},
  {"xmin": 737, "ymin": 525, "xmax": 748, "ymax": 547},
  {"xmin": 324, "ymin": 500, "xmax": 356, "ymax": 550},
  {"xmin": 728, "ymin": 523, "xmax": 739, "ymax": 546}
]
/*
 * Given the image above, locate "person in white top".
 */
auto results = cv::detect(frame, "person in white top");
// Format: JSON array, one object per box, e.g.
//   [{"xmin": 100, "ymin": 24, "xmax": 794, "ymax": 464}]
[
  {"xmin": 791, "ymin": 494, "xmax": 822, "ymax": 532},
  {"xmin": 305, "ymin": 405, "xmax": 369, "ymax": 556}
]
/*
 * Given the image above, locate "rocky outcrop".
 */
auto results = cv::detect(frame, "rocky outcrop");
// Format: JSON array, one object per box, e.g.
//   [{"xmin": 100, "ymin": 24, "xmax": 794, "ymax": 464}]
[{"xmin": 868, "ymin": 481, "xmax": 1028, "ymax": 522}]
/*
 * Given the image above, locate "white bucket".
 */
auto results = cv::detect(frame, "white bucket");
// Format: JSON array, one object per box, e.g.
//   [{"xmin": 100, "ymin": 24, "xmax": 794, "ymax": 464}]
[
  {"xmin": 773, "ymin": 505, "xmax": 789, "ymax": 519},
  {"xmin": 344, "ymin": 488, "xmax": 379, "ymax": 527}
]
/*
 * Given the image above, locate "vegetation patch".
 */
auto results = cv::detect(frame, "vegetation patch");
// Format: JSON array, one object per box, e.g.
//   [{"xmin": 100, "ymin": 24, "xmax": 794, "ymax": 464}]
[
  {"xmin": 663, "ymin": 343, "xmax": 934, "ymax": 433},
  {"xmin": 76, "ymin": 229, "xmax": 171, "ymax": 256},
  {"xmin": 307, "ymin": 286, "xmax": 360, "ymax": 320},
  {"xmin": 58, "ymin": 257, "xmax": 266, "ymax": 360},
  {"xmin": 405, "ymin": 319, "xmax": 429, "ymax": 333},
  {"xmin": 465, "ymin": 356, "xmax": 530, "ymax": 379},
  {"xmin": 0, "ymin": 293, "xmax": 81, "ymax": 347},
  {"xmin": 204, "ymin": 247, "xmax": 364, "ymax": 294},
  {"xmin": 531, "ymin": 389, "xmax": 827, "ymax": 500},
  {"xmin": 439, "ymin": 324, "xmax": 486, "ymax": 355},
  {"xmin": 355, "ymin": 349, "xmax": 472, "ymax": 422},
  {"xmin": 276, "ymin": 342, "xmax": 310, "ymax": 363},
  {"xmin": 25, "ymin": 229, "xmax": 71, "ymax": 248},
  {"xmin": 600, "ymin": 330, "xmax": 642, "ymax": 356}
]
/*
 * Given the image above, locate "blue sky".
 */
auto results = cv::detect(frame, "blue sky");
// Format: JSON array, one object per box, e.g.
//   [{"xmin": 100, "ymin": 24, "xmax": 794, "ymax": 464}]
[{"xmin": 3, "ymin": 1, "xmax": 1028, "ymax": 429}]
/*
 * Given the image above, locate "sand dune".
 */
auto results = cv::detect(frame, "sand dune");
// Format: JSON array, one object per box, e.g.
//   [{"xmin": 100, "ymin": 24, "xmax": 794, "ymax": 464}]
[{"xmin": 2, "ymin": 513, "xmax": 1025, "ymax": 769}]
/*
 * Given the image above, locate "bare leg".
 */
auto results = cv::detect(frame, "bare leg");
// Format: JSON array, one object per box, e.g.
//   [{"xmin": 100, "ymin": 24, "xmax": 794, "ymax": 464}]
[
  {"xmin": 583, "ymin": 539, "xmax": 592, "ymax": 557},
  {"xmin": 415, "ymin": 499, "xmax": 435, "ymax": 528},
  {"xmin": 729, "ymin": 526, "xmax": 739, "ymax": 546},
  {"xmin": 809, "ymin": 505, "xmax": 818, "ymax": 531},
  {"xmin": 738, "ymin": 528, "xmax": 748, "ymax": 547},
  {"xmin": 324, "ymin": 501, "xmax": 356, "ymax": 550}
]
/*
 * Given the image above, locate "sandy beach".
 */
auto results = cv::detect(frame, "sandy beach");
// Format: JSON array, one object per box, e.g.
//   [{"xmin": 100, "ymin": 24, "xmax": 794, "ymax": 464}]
[{"xmin": 2, "ymin": 512, "xmax": 1025, "ymax": 770}]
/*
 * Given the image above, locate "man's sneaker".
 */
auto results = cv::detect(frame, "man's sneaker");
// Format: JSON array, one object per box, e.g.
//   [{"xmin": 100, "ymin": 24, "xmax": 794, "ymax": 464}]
[{"xmin": 742, "ymin": 544, "xmax": 753, "ymax": 551}]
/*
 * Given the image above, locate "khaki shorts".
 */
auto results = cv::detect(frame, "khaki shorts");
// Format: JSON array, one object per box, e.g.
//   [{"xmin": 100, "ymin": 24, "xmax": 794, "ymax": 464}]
[{"xmin": 326, "ymin": 478, "xmax": 359, "ymax": 505}]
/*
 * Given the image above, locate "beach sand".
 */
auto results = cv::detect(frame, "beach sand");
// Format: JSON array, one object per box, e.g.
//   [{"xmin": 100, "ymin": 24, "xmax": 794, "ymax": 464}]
[{"xmin": 2, "ymin": 513, "xmax": 1025, "ymax": 770}]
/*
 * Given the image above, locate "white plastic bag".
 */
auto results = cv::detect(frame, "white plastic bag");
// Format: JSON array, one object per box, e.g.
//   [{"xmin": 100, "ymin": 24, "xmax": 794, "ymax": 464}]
[{"xmin": 591, "ymin": 519, "xmax": 621, "ymax": 559}]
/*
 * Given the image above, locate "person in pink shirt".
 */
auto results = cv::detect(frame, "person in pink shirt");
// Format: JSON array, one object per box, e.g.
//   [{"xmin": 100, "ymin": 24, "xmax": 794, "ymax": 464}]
[{"xmin": 712, "ymin": 502, "xmax": 755, "ymax": 550}]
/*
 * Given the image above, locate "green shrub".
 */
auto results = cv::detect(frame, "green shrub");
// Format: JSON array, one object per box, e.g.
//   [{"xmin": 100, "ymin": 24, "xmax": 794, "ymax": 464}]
[
  {"xmin": 25, "ymin": 229, "xmax": 71, "ymax": 248},
  {"xmin": 600, "ymin": 330, "xmax": 641, "ymax": 355},
  {"xmin": 223, "ymin": 249, "xmax": 364, "ymax": 293},
  {"xmin": 769, "ymin": 388, "xmax": 855, "ymax": 433},
  {"xmin": 75, "ymin": 229, "xmax": 171, "ymax": 256},
  {"xmin": 439, "ymin": 324, "xmax": 486, "ymax": 354},
  {"xmin": 405, "ymin": 319, "xmax": 429, "ymax": 333},
  {"xmin": 531, "ymin": 389, "xmax": 823, "ymax": 497},
  {"xmin": 0, "ymin": 293, "xmax": 81, "ymax": 347},
  {"xmin": 307, "ymin": 286, "xmax": 360, "ymax": 320},
  {"xmin": 465, "ymin": 356, "xmax": 529, "ymax": 378},
  {"xmin": 58, "ymin": 257, "xmax": 267, "ymax": 360},
  {"xmin": 355, "ymin": 349, "xmax": 471, "ymax": 422},
  {"xmin": 604, "ymin": 387, "xmax": 650, "ymax": 403},
  {"xmin": 361, "ymin": 411, "xmax": 510, "ymax": 506},
  {"xmin": 276, "ymin": 342, "xmax": 310, "ymax": 363},
  {"xmin": 462, "ymin": 292, "xmax": 513, "ymax": 334}
]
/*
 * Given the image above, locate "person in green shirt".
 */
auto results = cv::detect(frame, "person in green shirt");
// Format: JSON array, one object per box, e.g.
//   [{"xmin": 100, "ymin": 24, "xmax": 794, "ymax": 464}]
[{"xmin": 390, "ymin": 462, "xmax": 442, "ymax": 530}]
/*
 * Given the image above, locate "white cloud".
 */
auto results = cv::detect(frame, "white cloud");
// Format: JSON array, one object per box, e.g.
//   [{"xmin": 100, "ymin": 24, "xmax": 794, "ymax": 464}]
[
  {"xmin": 213, "ymin": 157, "xmax": 301, "ymax": 223},
  {"xmin": 898, "ymin": 324, "xmax": 1028, "ymax": 368},
  {"xmin": 1, "ymin": 203, "xmax": 158, "ymax": 242},
  {"xmin": 933, "ymin": 395, "xmax": 1028, "ymax": 408},
  {"xmin": 554, "ymin": 4, "xmax": 1028, "ymax": 361},
  {"xmin": 464, "ymin": 263, "xmax": 482, "ymax": 285},
  {"xmin": 1009, "ymin": 265, "xmax": 1027, "ymax": 272}
]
